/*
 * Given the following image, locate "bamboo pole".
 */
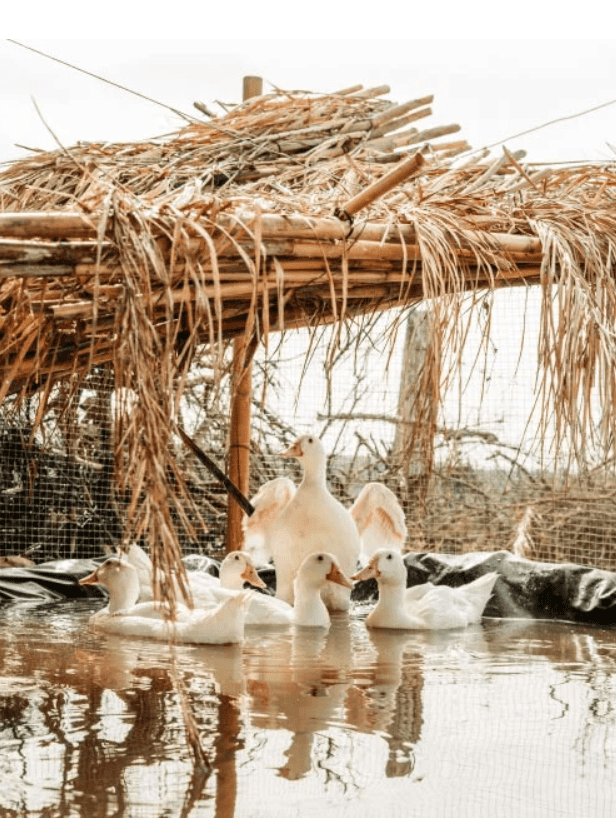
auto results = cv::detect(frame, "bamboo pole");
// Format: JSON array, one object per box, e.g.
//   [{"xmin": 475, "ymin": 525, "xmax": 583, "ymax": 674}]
[
  {"xmin": 370, "ymin": 95, "xmax": 434, "ymax": 129},
  {"xmin": 369, "ymin": 106, "xmax": 431, "ymax": 138},
  {"xmin": 0, "ymin": 264, "xmax": 76, "ymax": 279},
  {"xmin": 365, "ymin": 128, "xmax": 421, "ymax": 153},
  {"xmin": 351, "ymin": 84, "xmax": 391, "ymax": 99},
  {"xmin": 0, "ymin": 210, "xmax": 546, "ymax": 256},
  {"xmin": 334, "ymin": 149, "xmax": 427, "ymax": 221},
  {"xmin": 225, "ymin": 76, "xmax": 262, "ymax": 553},
  {"xmin": 332, "ymin": 84, "xmax": 364, "ymax": 95},
  {"xmin": 0, "ymin": 212, "xmax": 97, "ymax": 238},
  {"xmin": 407, "ymin": 123, "xmax": 462, "ymax": 145},
  {"xmin": 0, "ymin": 238, "xmax": 108, "ymax": 263},
  {"xmin": 339, "ymin": 96, "xmax": 433, "ymax": 136}
]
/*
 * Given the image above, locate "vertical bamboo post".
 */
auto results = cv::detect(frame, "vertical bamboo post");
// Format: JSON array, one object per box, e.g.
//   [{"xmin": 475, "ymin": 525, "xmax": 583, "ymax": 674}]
[{"xmin": 225, "ymin": 75, "xmax": 263, "ymax": 552}]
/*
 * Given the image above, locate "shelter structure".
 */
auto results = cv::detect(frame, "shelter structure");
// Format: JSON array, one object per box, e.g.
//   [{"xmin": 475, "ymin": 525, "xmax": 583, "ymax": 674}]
[{"xmin": 2, "ymin": 81, "xmax": 616, "ymax": 585}]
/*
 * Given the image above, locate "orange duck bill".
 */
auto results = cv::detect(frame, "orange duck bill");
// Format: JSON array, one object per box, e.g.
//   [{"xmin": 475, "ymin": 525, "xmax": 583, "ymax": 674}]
[
  {"xmin": 241, "ymin": 562, "xmax": 267, "ymax": 589},
  {"xmin": 325, "ymin": 562, "xmax": 355, "ymax": 589},
  {"xmin": 279, "ymin": 439, "xmax": 303, "ymax": 458},
  {"xmin": 350, "ymin": 558, "xmax": 379, "ymax": 582},
  {"xmin": 79, "ymin": 568, "xmax": 102, "ymax": 586}
]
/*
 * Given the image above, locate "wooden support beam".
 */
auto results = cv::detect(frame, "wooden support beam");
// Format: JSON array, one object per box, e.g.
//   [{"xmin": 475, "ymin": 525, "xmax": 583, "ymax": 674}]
[{"xmin": 225, "ymin": 75, "xmax": 263, "ymax": 552}]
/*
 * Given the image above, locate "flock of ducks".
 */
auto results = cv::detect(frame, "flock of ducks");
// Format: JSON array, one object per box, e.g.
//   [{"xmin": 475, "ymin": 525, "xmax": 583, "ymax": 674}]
[{"xmin": 80, "ymin": 434, "xmax": 499, "ymax": 645}]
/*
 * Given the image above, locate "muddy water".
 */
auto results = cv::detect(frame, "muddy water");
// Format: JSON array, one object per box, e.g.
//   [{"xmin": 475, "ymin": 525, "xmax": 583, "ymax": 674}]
[{"xmin": 1, "ymin": 600, "xmax": 615, "ymax": 818}]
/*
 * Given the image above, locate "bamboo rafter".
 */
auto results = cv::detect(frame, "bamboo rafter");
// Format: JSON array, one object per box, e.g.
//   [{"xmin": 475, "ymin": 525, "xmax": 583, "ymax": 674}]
[{"xmin": 0, "ymin": 204, "xmax": 548, "ymax": 392}]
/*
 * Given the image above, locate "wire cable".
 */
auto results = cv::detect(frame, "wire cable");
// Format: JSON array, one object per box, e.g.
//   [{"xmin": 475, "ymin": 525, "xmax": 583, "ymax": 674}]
[{"xmin": 7, "ymin": 39, "xmax": 199, "ymax": 124}]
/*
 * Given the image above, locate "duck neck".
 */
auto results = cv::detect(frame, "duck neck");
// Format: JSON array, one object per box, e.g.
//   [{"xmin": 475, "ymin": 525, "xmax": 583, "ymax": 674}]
[
  {"xmin": 299, "ymin": 455, "xmax": 327, "ymax": 491},
  {"xmin": 108, "ymin": 579, "xmax": 140, "ymax": 615},
  {"xmin": 374, "ymin": 580, "xmax": 406, "ymax": 618},
  {"xmin": 294, "ymin": 581, "xmax": 330, "ymax": 627},
  {"xmin": 219, "ymin": 564, "xmax": 242, "ymax": 591}
]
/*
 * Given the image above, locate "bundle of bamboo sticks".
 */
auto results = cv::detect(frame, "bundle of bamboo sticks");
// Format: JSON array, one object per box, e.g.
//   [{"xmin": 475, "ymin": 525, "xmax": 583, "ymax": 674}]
[{"xmin": 0, "ymin": 85, "xmax": 466, "ymax": 214}]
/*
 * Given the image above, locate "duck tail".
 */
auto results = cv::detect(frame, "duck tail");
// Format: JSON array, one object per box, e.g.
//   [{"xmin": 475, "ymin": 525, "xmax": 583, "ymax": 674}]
[
  {"xmin": 463, "ymin": 572, "xmax": 499, "ymax": 613},
  {"xmin": 197, "ymin": 590, "xmax": 254, "ymax": 644}
]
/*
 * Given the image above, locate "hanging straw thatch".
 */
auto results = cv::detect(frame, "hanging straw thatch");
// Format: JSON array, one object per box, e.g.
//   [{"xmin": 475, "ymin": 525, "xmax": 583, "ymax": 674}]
[{"xmin": 2, "ymin": 83, "xmax": 616, "ymax": 583}]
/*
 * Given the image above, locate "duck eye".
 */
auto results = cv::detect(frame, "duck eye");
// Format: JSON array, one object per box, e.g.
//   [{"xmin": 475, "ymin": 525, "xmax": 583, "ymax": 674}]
[
  {"xmin": 317, "ymin": 555, "xmax": 323, "ymax": 561},
  {"xmin": 386, "ymin": 554, "xmax": 392, "ymax": 560},
  {"xmin": 308, "ymin": 437, "xmax": 313, "ymax": 443}
]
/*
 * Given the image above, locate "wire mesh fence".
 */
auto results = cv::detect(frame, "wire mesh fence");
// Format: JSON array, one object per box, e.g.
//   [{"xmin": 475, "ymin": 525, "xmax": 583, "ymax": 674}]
[{"xmin": 2, "ymin": 287, "xmax": 616, "ymax": 572}]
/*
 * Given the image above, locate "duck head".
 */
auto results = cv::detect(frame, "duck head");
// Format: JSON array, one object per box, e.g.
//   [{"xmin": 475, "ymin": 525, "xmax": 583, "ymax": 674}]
[
  {"xmin": 296, "ymin": 552, "xmax": 355, "ymax": 591},
  {"xmin": 219, "ymin": 551, "xmax": 267, "ymax": 590},
  {"xmin": 79, "ymin": 557, "xmax": 141, "ymax": 613},
  {"xmin": 351, "ymin": 549, "xmax": 407, "ymax": 587},
  {"xmin": 280, "ymin": 434, "xmax": 326, "ymax": 471}
]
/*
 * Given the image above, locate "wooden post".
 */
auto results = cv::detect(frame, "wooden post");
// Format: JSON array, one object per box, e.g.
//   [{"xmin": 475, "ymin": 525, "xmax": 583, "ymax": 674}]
[
  {"xmin": 393, "ymin": 306, "xmax": 435, "ymax": 548},
  {"xmin": 225, "ymin": 75, "xmax": 263, "ymax": 552},
  {"xmin": 242, "ymin": 75, "xmax": 263, "ymax": 102}
]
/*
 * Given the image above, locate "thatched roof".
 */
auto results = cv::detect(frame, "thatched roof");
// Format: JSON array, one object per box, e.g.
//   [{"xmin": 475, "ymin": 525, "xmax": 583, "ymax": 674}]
[
  {"xmin": 1, "ymin": 86, "xmax": 615, "ymax": 388},
  {"xmin": 2, "ymin": 83, "xmax": 616, "ymax": 573}
]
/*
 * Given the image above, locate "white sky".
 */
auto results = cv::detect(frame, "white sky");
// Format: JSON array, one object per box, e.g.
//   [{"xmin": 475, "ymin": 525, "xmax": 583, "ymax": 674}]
[{"xmin": 1, "ymin": 37, "xmax": 615, "ymax": 166}]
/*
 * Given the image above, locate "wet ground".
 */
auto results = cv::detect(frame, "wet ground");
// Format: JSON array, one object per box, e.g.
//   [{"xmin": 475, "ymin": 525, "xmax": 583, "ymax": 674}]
[{"xmin": 1, "ymin": 599, "xmax": 615, "ymax": 818}]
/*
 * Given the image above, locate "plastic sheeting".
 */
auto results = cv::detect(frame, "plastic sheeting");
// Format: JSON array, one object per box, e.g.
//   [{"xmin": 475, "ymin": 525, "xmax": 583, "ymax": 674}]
[
  {"xmin": 0, "ymin": 559, "xmax": 105, "ymax": 602},
  {"xmin": 1, "ymin": 550, "xmax": 616, "ymax": 626}
]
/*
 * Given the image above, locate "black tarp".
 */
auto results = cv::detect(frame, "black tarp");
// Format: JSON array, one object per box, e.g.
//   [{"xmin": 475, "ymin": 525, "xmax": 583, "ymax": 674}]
[
  {"xmin": 0, "ymin": 559, "xmax": 106, "ymax": 602},
  {"xmin": 1, "ymin": 550, "xmax": 616, "ymax": 626}
]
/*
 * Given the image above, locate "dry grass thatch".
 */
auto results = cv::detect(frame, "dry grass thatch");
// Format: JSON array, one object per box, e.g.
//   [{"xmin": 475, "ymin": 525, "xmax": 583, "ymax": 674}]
[{"xmin": 2, "ymin": 82, "xmax": 616, "ymax": 578}]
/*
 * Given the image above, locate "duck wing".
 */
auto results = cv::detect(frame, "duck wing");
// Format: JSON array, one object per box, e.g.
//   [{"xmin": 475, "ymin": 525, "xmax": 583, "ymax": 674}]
[
  {"xmin": 349, "ymin": 482, "xmax": 407, "ymax": 559},
  {"xmin": 189, "ymin": 578, "xmax": 292, "ymax": 626},
  {"xmin": 92, "ymin": 592, "xmax": 253, "ymax": 644},
  {"xmin": 409, "ymin": 572, "xmax": 499, "ymax": 629},
  {"xmin": 244, "ymin": 593, "xmax": 293, "ymax": 626},
  {"xmin": 90, "ymin": 613, "xmax": 173, "ymax": 639},
  {"xmin": 404, "ymin": 581, "xmax": 436, "ymax": 603},
  {"xmin": 242, "ymin": 476, "xmax": 296, "ymax": 564},
  {"xmin": 175, "ymin": 591, "xmax": 254, "ymax": 644},
  {"xmin": 122, "ymin": 543, "xmax": 156, "ymax": 601},
  {"xmin": 117, "ymin": 600, "xmax": 182, "ymax": 620}
]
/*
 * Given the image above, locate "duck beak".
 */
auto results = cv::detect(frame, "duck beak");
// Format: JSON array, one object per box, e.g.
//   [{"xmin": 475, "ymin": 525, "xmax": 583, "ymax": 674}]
[
  {"xmin": 280, "ymin": 439, "xmax": 303, "ymax": 458},
  {"xmin": 351, "ymin": 557, "xmax": 379, "ymax": 582},
  {"xmin": 79, "ymin": 568, "xmax": 100, "ymax": 586},
  {"xmin": 241, "ymin": 563, "xmax": 267, "ymax": 589},
  {"xmin": 326, "ymin": 562, "xmax": 355, "ymax": 589}
]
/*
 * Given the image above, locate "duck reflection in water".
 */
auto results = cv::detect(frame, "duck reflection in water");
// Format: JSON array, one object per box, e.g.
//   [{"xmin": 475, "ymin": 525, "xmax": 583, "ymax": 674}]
[
  {"xmin": 245, "ymin": 620, "xmax": 352, "ymax": 780},
  {"xmin": 348, "ymin": 628, "xmax": 424, "ymax": 778},
  {"xmin": 243, "ymin": 616, "xmax": 426, "ymax": 781},
  {"xmin": 4, "ymin": 594, "xmax": 616, "ymax": 817}
]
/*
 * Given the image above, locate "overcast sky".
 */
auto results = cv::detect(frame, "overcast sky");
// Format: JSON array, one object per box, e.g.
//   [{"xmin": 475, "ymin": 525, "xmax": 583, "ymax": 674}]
[{"xmin": 1, "ymin": 38, "xmax": 615, "ymax": 166}]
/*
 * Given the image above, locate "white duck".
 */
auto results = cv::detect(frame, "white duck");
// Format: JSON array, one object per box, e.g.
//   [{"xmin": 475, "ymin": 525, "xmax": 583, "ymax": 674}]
[
  {"xmin": 79, "ymin": 557, "xmax": 252, "ymax": 644},
  {"xmin": 351, "ymin": 548, "xmax": 498, "ymax": 630},
  {"xmin": 124, "ymin": 543, "xmax": 293, "ymax": 626},
  {"xmin": 292, "ymin": 551, "xmax": 355, "ymax": 628},
  {"xmin": 243, "ymin": 434, "xmax": 407, "ymax": 611}
]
